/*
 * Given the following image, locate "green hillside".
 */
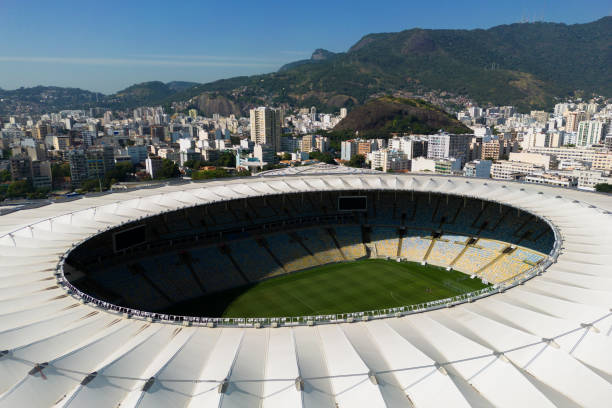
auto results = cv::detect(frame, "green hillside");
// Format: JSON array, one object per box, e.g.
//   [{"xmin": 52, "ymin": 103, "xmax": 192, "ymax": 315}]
[
  {"xmin": 182, "ymin": 17, "xmax": 611, "ymax": 112},
  {"xmin": 334, "ymin": 96, "xmax": 471, "ymax": 135}
]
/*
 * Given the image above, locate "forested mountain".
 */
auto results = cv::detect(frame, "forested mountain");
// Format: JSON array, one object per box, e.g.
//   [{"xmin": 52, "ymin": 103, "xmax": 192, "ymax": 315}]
[
  {"xmin": 334, "ymin": 97, "xmax": 471, "ymax": 135},
  {"xmin": 177, "ymin": 17, "xmax": 611, "ymax": 113},
  {"xmin": 2, "ymin": 17, "xmax": 610, "ymax": 116}
]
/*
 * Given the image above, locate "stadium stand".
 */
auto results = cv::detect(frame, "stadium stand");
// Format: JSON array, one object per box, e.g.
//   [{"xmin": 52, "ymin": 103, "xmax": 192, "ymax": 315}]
[
  {"xmin": 400, "ymin": 236, "xmax": 431, "ymax": 262},
  {"xmin": 427, "ymin": 240, "xmax": 466, "ymax": 267},
  {"xmin": 481, "ymin": 254, "xmax": 532, "ymax": 283},
  {"xmin": 228, "ymin": 239, "xmax": 285, "ymax": 281},
  {"xmin": 188, "ymin": 246, "xmax": 246, "ymax": 291},
  {"xmin": 264, "ymin": 233, "xmax": 320, "ymax": 272},
  {"xmin": 297, "ymin": 228, "xmax": 345, "ymax": 264},
  {"xmin": 65, "ymin": 189, "xmax": 553, "ymax": 313},
  {"xmin": 452, "ymin": 246, "xmax": 498, "ymax": 274},
  {"xmin": 334, "ymin": 226, "xmax": 367, "ymax": 260},
  {"xmin": 371, "ymin": 227, "xmax": 400, "ymax": 258}
]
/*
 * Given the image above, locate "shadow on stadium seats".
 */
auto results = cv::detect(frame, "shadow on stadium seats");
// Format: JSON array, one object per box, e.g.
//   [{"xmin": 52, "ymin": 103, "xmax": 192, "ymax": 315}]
[{"xmin": 161, "ymin": 283, "xmax": 258, "ymax": 317}]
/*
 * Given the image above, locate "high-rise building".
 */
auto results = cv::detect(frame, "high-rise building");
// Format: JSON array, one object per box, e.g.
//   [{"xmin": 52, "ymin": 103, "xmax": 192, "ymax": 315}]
[
  {"xmin": 68, "ymin": 150, "xmax": 88, "ymax": 187},
  {"xmin": 565, "ymin": 111, "xmax": 586, "ymax": 132},
  {"xmin": 370, "ymin": 149, "xmax": 409, "ymax": 172},
  {"xmin": 9, "ymin": 155, "xmax": 31, "ymax": 181},
  {"xmin": 301, "ymin": 135, "xmax": 314, "ymax": 153},
  {"xmin": 577, "ymin": 121, "xmax": 604, "ymax": 147},
  {"xmin": 85, "ymin": 146, "xmax": 115, "ymax": 180},
  {"xmin": 145, "ymin": 156, "xmax": 163, "ymax": 179},
  {"xmin": 254, "ymin": 143, "xmax": 276, "ymax": 164},
  {"xmin": 341, "ymin": 140, "xmax": 357, "ymax": 161},
  {"xmin": 150, "ymin": 125, "xmax": 166, "ymax": 141},
  {"xmin": 250, "ymin": 107, "xmax": 282, "ymax": 152},
  {"xmin": 427, "ymin": 133, "xmax": 470, "ymax": 162}
]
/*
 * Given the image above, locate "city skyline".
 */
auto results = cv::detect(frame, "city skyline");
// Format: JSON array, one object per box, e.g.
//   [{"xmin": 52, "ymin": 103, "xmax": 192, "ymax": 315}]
[{"xmin": 1, "ymin": 0, "xmax": 610, "ymax": 93}]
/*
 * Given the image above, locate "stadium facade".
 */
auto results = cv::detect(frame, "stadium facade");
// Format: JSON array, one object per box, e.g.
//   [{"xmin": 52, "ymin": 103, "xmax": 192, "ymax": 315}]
[{"xmin": 0, "ymin": 171, "xmax": 611, "ymax": 407}]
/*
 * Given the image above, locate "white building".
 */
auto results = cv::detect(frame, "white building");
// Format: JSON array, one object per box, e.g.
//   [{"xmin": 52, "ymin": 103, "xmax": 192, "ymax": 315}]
[
  {"xmin": 427, "ymin": 133, "xmax": 469, "ymax": 163},
  {"xmin": 145, "ymin": 156, "xmax": 163, "ymax": 178},
  {"xmin": 509, "ymin": 152, "xmax": 554, "ymax": 170},
  {"xmin": 577, "ymin": 121, "xmax": 604, "ymax": 146},
  {"xmin": 491, "ymin": 160, "xmax": 544, "ymax": 180},
  {"xmin": 370, "ymin": 149, "xmax": 409, "ymax": 172},
  {"xmin": 254, "ymin": 143, "xmax": 276, "ymax": 164}
]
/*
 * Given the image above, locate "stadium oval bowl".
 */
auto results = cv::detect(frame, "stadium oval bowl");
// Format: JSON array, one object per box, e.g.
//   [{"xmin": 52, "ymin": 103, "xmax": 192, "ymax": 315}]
[{"xmin": 1, "ymin": 173, "xmax": 612, "ymax": 407}]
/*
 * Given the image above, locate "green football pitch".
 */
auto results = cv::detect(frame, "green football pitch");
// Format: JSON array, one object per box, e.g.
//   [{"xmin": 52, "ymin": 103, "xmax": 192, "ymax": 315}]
[{"xmin": 214, "ymin": 259, "xmax": 488, "ymax": 318}]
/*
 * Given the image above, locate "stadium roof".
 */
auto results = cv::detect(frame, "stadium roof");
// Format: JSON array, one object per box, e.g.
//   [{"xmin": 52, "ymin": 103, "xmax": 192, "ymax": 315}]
[
  {"xmin": 0, "ymin": 174, "xmax": 611, "ymax": 407},
  {"xmin": 256, "ymin": 162, "xmax": 381, "ymax": 176}
]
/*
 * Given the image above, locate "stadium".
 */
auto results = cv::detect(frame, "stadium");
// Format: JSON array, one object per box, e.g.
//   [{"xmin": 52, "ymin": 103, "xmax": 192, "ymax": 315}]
[{"xmin": 0, "ymin": 167, "xmax": 611, "ymax": 407}]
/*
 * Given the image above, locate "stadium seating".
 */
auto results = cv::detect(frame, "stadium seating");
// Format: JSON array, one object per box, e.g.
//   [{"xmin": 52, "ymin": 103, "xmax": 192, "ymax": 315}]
[
  {"xmin": 476, "ymin": 239, "xmax": 507, "ymax": 252},
  {"xmin": 264, "ymin": 233, "xmax": 320, "ymax": 272},
  {"xmin": 88, "ymin": 264, "xmax": 172, "ymax": 311},
  {"xmin": 400, "ymin": 236, "xmax": 431, "ymax": 262},
  {"xmin": 70, "ymin": 189, "xmax": 557, "ymax": 312},
  {"xmin": 427, "ymin": 240, "xmax": 465, "ymax": 267},
  {"xmin": 188, "ymin": 246, "xmax": 246, "ymax": 291},
  {"xmin": 229, "ymin": 239, "xmax": 284, "ymax": 281},
  {"xmin": 441, "ymin": 234, "xmax": 469, "ymax": 244},
  {"xmin": 135, "ymin": 254, "xmax": 205, "ymax": 301},
  {"xmin": 453, "ymin": 246, "xmax": 498, "ymax": 274},
  {"xmin": 297, "ymin": 228, "xmax": 345, "ymax": 264},
  {"xmin": 371, "ymin": 227, "xmax": 400, "ymax": 257},
  {"xmin": 334, "ymin": 226, "xmax": 366, "ymax": 260},
  {"xmin": 510, "ymin": 248, "xmax": 544, "ymax": 264},
  {"xmin": 480, "ymin": 255, "xmax": 531, "ymax": 283}
]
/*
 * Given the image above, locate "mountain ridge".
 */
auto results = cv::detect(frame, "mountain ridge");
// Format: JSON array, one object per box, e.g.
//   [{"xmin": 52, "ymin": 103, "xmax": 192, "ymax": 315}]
[{"xmin": 1, "ymin": 17, "xmax": 610, "ymax": 116}]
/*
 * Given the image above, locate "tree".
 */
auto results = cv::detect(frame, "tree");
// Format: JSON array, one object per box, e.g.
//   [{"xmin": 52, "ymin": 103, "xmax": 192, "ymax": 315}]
[
  {"xmin": 281, "ymin": 152, "xmax": 292, "ymax": 161},
  {"xmin": 51, "ymin": 162, "xmax": 71, "ymax": 179},
  {"xmin": 0, "ymin": 169, "xmax": 10, "ymax": 182},
  {"xmin": 156, "ymin": 159, "xmax": 180, "ymax": 179},
  {"xmin": 348, "ymin": 154, "xmax": 366, "ymax": 168},
  {"xmin": 216, "ymin": 151, "xmax": 236, "ymax": 167},
  {"xmin": 192, "ymin": 169, "xmax": 230, "ymax": 180},
  {"xmin": 595, "ymin": 183, "xmax": 612, "ymax": 193},
  {"xmin": 182, "ymin": 159, "xmax": 202, "ymax": 170},
  {"xmin": 104, "ymin": 162, "xmax": 134, "ymax": 186},
  {"xmin": 309, "ymin": 151, "xmax": 336, "ymax": 165},
  {"xmin": 7, "ymin": 180, "xmax": 33, "ymax": 198}
]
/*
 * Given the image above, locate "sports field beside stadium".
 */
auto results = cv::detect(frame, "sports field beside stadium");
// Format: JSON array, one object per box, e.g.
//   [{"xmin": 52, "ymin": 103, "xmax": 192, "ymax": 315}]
[{"xmin": 217, "ymin": 259, "xmax": 489, "ymax": 318}]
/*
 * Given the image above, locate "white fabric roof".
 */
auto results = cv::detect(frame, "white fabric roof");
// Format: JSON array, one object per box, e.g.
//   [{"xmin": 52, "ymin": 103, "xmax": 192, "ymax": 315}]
[{"xmin": 0, "ymin": 174, "xmax": 611, "ymax": 407}]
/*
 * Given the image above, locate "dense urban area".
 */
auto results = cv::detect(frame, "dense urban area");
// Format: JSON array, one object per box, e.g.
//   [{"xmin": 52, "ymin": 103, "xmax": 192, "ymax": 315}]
[{"xmin": 1, "ymin": 94, "xmax": 612, "ymax": 202}]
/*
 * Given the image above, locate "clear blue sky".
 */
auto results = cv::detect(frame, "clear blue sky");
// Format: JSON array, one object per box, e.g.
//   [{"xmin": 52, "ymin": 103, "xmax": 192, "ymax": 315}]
[{"xmin": 1, "ymin": 0, "xmax": 610, "ymax": 93}]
